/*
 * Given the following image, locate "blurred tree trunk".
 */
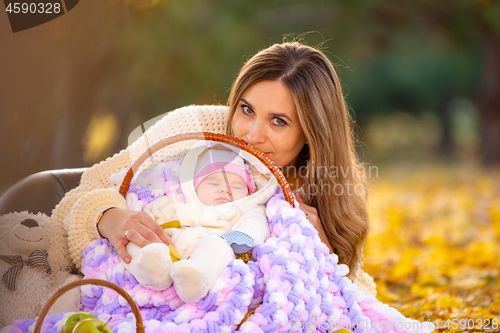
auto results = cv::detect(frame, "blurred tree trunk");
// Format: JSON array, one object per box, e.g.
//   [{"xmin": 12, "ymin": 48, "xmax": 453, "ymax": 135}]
[
  {"xmin": 436, "ymin": 97, "xmax": 456, "ymax": 159},
  {"xmin": 478, "ymin": 31, "xmax": 500, "ymax": 166},
  {"xmin": 50, "ymin": 0, "xmax": 128, "ymax": 169},
  {"xmin": 50, "ymin": 51, "xmax": 116, "ymax": 169}
]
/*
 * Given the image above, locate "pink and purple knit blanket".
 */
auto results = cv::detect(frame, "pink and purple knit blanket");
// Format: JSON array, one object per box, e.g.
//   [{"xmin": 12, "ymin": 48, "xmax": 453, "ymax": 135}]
[{"xmin": 9, "ymin": 161, "xmax": 434, "ymax": 333}]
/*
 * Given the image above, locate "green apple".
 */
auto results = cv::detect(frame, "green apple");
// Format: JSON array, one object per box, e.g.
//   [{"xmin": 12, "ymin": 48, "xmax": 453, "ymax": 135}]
[
  {"xmin": 61, "ymin": 312, "xmax": 97, "ymax": 333},
  {"xmin": 72, "ymin": 318, "xmax": 112, "ymax": 333}
]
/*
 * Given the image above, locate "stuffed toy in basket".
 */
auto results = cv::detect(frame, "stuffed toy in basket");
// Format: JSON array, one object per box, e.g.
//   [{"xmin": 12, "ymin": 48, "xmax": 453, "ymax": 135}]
[{"xmin": 7, "ymin": 132, "xmax": 435, "ymax": 333}]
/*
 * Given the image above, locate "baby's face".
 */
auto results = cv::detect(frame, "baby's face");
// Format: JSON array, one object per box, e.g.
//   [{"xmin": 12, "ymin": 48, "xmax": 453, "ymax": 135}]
[{"xmin": 196, "ymin": 171, "xmax": 249, "ymax": 206}]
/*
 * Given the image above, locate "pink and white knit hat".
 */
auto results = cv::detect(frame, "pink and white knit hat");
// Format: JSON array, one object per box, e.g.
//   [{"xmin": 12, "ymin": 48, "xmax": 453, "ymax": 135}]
[{"xmin": 193, "ymin": 148, "xmax": 255, "ymax": 194}]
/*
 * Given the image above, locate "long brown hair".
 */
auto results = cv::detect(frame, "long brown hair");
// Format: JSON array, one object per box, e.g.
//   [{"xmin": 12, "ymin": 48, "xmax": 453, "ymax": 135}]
[{"xmin": 226, "ymin": 42, "xmax": 369, "ymax": 277}]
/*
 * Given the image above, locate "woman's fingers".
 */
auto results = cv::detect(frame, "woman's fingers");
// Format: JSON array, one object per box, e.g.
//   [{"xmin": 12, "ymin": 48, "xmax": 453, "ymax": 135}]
[
  {"xmin": 113, "ymin": 238, "xmax": 131, "ymax": 264},
  {"xmin": 138, "ymin": 212, "xmax": 172, "ymax": 246},
  {"xmin": 126, "ymin": 212, "xmax": 162, "ymax": 245},
  {"xmin": 125, "ymin": 221, "xmax": 164, "ymax": 248},
  {"xmin": 97, "ymin": 208, "xmax": 172, "ymax": 264},
  {"xmin": 98, "ymin": 208, "xmax": 133, "ymax": 263}
]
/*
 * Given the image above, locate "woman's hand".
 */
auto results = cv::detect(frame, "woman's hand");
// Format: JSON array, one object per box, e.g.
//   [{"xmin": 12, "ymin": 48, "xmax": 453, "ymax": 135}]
[
  {"xmin": 97, "ymin": 208, "xmax": 172, "ymax": 264},
  {"xmin": 296, "ymin": 193, "xmax": 333, "ymax": 253}
]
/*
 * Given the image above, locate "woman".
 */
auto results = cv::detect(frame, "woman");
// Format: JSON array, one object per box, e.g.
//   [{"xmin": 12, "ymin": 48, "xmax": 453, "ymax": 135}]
[{"xmin": 53, "ymin": 42, "xmax": 374, "ymax": 293}]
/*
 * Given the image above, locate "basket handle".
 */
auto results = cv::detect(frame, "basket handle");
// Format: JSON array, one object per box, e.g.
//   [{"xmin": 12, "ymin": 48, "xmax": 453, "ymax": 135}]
[
  {"xmin": 119, "ymin": 131, "xmax": 295, "ymax": 207},
  {"xmin": 34, "ymin": 278, "xmax": 144, "ymax": 333}
]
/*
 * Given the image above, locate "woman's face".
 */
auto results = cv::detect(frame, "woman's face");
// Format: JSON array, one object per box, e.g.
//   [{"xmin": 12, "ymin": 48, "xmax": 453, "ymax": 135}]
[{"xmin": 232, "ymin": 80, "xmax": 307, "ymax": 169}]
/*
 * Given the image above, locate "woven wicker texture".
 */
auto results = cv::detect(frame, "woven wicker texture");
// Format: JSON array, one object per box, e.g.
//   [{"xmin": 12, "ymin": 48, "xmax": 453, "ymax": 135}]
[
  {"xmin": 119, "ymin": 132, "xmax": 294, "ymax": 207},
  {"xmin": 34, "ymin": 278, "xmax": 144, "ymax": 333}
]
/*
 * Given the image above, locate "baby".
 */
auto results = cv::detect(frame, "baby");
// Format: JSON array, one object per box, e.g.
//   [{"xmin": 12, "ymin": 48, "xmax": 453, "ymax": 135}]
[{"xmin": 122, "ymin": 141, "xmax": 278, "ymax": 303}]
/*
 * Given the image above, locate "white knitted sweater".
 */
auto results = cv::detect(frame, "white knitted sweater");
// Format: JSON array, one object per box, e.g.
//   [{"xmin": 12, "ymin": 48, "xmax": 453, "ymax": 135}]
[{"xmin": 51, "ymin": 104, "xmax": 377, "ymax": 295}]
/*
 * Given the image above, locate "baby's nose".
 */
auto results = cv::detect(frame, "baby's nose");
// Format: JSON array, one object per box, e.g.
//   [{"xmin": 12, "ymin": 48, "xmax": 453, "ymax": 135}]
[{"xmin": 219, "ymin": 187, "xmax": 231, "ymax": 194}]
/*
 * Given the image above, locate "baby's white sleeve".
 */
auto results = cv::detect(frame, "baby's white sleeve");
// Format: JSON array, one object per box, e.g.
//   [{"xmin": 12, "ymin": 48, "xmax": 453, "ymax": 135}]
[{"xmin": 230, "ymin": 205, "xmax": 270, "ymax": 244}]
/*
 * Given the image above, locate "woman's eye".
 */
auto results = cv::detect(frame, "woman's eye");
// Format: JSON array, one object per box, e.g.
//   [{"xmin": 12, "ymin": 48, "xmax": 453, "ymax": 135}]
[
  {"xmin": 272, "ymin": 117, "xmax": 287, "ymax": 126},
  {"xmin": 242, "ymin": 105, "xmax": 254, "ymax": 115}
]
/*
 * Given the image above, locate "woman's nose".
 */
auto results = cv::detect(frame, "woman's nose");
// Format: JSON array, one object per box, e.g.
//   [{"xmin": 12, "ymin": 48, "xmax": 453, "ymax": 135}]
[{"xmin": 245, "ymin": 121, "xmax": 266, "ymax": 145}]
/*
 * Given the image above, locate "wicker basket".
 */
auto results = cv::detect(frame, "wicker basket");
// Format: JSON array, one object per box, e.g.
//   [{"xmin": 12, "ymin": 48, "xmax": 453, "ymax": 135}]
[
  {"xmin": 119, "ymin": 131, "xmax": 295, "ymax": 206},
  {"xmin": 35, "ymin": 132, "xmax": 293, "ymax": 333},
  {"xmin": 34, "ymin": 278, "xmax": 144, "ymax": 333}
]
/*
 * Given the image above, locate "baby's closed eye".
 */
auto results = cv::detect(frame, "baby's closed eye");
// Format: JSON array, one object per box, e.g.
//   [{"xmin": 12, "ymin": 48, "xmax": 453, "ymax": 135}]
[{"xmin": 231, "ymin": 185, "xmax": 247, "ymax": 193}]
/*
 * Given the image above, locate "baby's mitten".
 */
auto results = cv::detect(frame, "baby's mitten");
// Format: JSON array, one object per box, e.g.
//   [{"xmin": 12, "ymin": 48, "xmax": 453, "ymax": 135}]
[{"xmin": 220, "ymin": 231, "xmax": 254, "ymax": 254}]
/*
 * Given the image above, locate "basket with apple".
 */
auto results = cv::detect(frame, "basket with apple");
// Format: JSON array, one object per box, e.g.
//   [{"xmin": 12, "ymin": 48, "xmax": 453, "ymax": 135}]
[
  {"xmin": 33, "ymin": 131, "xmax": 293, "ymax": 333},
  {"xmin": 33, "ymin": 278, "xmax": 144, "ymax": 333},
  {"xmin": 15, "ymin": 129, "xmax": 419, "ymax": 333}
]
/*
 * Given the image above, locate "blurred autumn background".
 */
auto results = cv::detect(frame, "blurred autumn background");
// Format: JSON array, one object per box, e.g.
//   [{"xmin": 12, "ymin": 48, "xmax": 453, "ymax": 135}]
[{"xmin": 1, "ymin": 0, "xmax": 499, "ymax": 329}]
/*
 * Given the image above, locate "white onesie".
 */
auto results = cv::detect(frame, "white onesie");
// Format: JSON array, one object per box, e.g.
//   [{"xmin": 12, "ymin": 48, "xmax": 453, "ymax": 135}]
[{"xmin": 122, "ymin": 141, "xmax": 278, "ymax": 303}]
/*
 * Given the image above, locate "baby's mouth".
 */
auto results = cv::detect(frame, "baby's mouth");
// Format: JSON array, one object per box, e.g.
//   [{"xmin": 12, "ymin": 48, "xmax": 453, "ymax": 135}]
[{"xmin": 216, "ymin": 197, "xmax": 231, "ymax": 203}]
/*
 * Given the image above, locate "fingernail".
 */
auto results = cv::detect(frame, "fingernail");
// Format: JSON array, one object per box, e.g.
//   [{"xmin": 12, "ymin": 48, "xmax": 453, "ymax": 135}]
[{"xmin": 125, "ymin": 256, "xmax": 131, "ymax": 263}]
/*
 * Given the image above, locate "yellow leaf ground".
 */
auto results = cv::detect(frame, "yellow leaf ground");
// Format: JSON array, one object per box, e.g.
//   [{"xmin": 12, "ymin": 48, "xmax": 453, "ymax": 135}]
[{"xmin": 363, "ymin": 165, "xmax": 500, "ymax": 332}]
